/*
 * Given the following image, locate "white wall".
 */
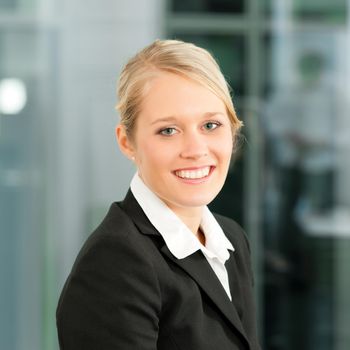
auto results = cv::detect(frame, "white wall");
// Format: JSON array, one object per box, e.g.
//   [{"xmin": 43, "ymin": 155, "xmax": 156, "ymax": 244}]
[{"xmin": 54, "ymin": 0, "xmax": 165, "ymax": 282}]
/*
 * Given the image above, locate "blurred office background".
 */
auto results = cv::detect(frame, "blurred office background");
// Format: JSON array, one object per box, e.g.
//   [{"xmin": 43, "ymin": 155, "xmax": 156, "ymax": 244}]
[{"xmin": 0, "ymin": 0, "xmax": 349, "ymax": 349}]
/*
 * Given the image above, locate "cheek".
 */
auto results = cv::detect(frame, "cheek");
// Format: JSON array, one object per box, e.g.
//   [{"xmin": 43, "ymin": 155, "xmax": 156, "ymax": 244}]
[
  {"xmin": 214, "ymin": 136, "xmax": 233, "ymax": 161},
  {"xmin": 136, "ymin": 140, "xmax": 173, "ymax": 170}
]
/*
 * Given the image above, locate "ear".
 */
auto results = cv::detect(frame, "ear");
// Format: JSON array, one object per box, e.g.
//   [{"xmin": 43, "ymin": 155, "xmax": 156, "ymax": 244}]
[{"xmin": 115, "ymin": 124, "xmax": 135, "ymax": 160}]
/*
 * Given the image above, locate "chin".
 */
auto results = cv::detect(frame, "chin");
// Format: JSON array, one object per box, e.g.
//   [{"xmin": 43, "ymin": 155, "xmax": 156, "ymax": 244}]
[{"xmin": 174, "ymin": 193, "xmax": 219, "ymax": 208}]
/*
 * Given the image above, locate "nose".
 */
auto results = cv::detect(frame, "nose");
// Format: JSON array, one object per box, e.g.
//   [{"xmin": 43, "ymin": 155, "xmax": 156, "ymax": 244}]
[{"xmin": 179, "ymin": 130, "xmax": 208, "ymax": 160}]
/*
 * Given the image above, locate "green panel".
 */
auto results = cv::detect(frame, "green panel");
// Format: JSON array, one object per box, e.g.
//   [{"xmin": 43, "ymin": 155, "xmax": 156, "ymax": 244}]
[
  {"xmin": 171, "ymin": 0, "xmax": 244, "ymax": 14},
  {"xmin": 170, "ymin": 33, "xmax": 246, "ymax": 98}
]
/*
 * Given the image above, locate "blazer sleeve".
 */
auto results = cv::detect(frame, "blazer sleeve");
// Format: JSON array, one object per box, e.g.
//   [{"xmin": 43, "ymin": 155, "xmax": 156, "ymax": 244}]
[{"xmin": 56, "ymin": 227, "xmax": 161, "ymax": 350}]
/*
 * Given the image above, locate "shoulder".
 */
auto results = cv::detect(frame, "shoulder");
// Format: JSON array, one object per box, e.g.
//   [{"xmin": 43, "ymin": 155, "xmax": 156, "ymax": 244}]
[
  {"xmin": 87, "ymin": 201, "xmax": 139, "ymax": 243},
  {"xmin": 67, "ymin": 202, "xmax": 159, "ymax": 283},
  {"xmin": 57, "ymin": 201, "xmax": 162, "ymax": 311},
  {"xmin": 79, "ymin": 201, "xmax": 149, "ymax": 250}
]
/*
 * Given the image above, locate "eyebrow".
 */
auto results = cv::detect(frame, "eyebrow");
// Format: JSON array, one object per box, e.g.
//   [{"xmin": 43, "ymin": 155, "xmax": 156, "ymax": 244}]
[{"xmin": 150, "ymin": 112, "xmax": 226, "ymax": 125}]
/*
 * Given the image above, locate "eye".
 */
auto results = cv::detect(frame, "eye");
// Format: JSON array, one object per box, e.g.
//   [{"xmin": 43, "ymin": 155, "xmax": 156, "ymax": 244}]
[
  {"xmin": 203, "ymin": 121, "xmax": 221, "ymax": 131},
  {"xmin": 159, "ymin": 127, "xmax": 177, "ymax": 136}
]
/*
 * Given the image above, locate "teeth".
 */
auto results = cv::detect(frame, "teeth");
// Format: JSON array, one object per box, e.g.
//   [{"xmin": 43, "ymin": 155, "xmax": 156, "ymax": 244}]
[{"xmin": 175, "ymin": 167, "xmax": 210, "ymax": 179}]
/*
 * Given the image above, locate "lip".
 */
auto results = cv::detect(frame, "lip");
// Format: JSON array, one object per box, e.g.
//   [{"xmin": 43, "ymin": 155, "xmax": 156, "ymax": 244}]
[{"xmin": 172, "ymin": 165, "xmax": 215, "ymax": 184}]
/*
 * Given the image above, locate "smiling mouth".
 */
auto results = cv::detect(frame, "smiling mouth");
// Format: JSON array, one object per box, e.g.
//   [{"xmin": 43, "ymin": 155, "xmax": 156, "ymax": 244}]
[{"xmin": 174, "ymin": 166, "xmax": 212, "ymax": 180}]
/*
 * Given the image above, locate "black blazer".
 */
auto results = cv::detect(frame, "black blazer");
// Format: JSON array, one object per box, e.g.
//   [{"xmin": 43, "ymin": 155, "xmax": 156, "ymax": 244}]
[{"xmin": 56, "ymin": 190, "xmax": 261, "ymax": 350}]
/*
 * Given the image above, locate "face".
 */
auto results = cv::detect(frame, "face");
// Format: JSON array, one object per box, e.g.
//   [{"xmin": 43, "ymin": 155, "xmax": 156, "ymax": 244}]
[{"xmin": 117, "ymin": 72, "xmax": 233, "ymax": 215}]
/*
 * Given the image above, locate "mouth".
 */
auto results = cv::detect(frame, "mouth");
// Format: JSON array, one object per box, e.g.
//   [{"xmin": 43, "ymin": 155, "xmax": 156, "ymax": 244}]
[{"xmin": 174, "ymin": 166, "xmax": 213, "ymax": 180}]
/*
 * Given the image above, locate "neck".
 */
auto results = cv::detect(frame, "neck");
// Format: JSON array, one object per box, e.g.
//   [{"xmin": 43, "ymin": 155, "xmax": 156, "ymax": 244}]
[{"xmin": 168, "ymin": 204, "xmax": 203, "ymax": 236}]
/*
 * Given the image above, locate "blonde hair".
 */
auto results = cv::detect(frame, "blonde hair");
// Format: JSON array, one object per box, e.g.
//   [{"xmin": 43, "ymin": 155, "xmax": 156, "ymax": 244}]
[{"xmin": 116, "ymin": 39, "xmax": 243, "ymax": 139}]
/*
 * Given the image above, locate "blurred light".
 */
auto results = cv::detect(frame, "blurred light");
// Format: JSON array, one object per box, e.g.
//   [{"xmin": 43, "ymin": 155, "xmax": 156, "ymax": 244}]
[{"xmin": 0, "ymin": 78, "xmax": 27, "ymax": 115}]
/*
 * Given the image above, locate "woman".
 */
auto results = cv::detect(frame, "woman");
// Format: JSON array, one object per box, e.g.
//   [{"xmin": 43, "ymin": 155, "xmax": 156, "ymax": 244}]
[{"xmin": 56, "ymin": 39, "xmax": 261, "ymax": 350}]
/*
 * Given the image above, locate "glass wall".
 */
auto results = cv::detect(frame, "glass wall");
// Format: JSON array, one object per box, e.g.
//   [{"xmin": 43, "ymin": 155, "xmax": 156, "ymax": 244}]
[
  {"xmin": 0, "ymin": 2, "xmax": 56, "ymax": 349},
  {"xmin": 166, "ymin": 0, "xmax": 350, "ymax": 349}
]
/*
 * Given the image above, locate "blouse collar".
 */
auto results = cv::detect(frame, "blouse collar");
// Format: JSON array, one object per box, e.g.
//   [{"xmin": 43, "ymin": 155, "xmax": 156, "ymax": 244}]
[{"xmin": 130, "ymin": 173, "xmax": 234, "ymax": 262}]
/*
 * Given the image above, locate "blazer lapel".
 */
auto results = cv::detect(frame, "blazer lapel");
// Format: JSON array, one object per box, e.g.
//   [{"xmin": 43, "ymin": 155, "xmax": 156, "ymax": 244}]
[
  {"xmin": 160, "ymin": 244, "xmax": 249, "ymax": 343},
  {"xmin": 225, "ymin": 250, "xmax": 244, "ymax": 320},
  {"xmin": 120, "ymin": 190, "xmax": 249, "ymax": 345}
]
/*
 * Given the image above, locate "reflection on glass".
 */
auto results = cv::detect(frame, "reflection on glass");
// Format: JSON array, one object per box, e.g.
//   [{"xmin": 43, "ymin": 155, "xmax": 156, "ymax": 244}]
[
  {"xmin": 0, "ymin": 0, "xmax": 38, "ymax": 13},
  {"xmin": 0, "ymin": 0, "xmax": 16, "ymax": 11},
  {"xmin": 264, "ymin": 0, "xmax": 347, "ymax": 23},
  {"xmin": 262, "ymin": 23, "xmax": 350, "ymax": 350},
  {"xmin": 0, "ymin": 25, "xmax": 48, "ymax": 349},
  {"xmin": 0, "ymin": 78, "xmax": 27, "ymax": 115},
  {"xmin": 292, "ymin": 0, "xmax": 347, "ymax": 22}
]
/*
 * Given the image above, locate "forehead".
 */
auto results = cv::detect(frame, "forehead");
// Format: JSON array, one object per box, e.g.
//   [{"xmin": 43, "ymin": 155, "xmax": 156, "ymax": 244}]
[{"xmin": 138, "ymin": 72, "xmax": 227, "ymax": 123}]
